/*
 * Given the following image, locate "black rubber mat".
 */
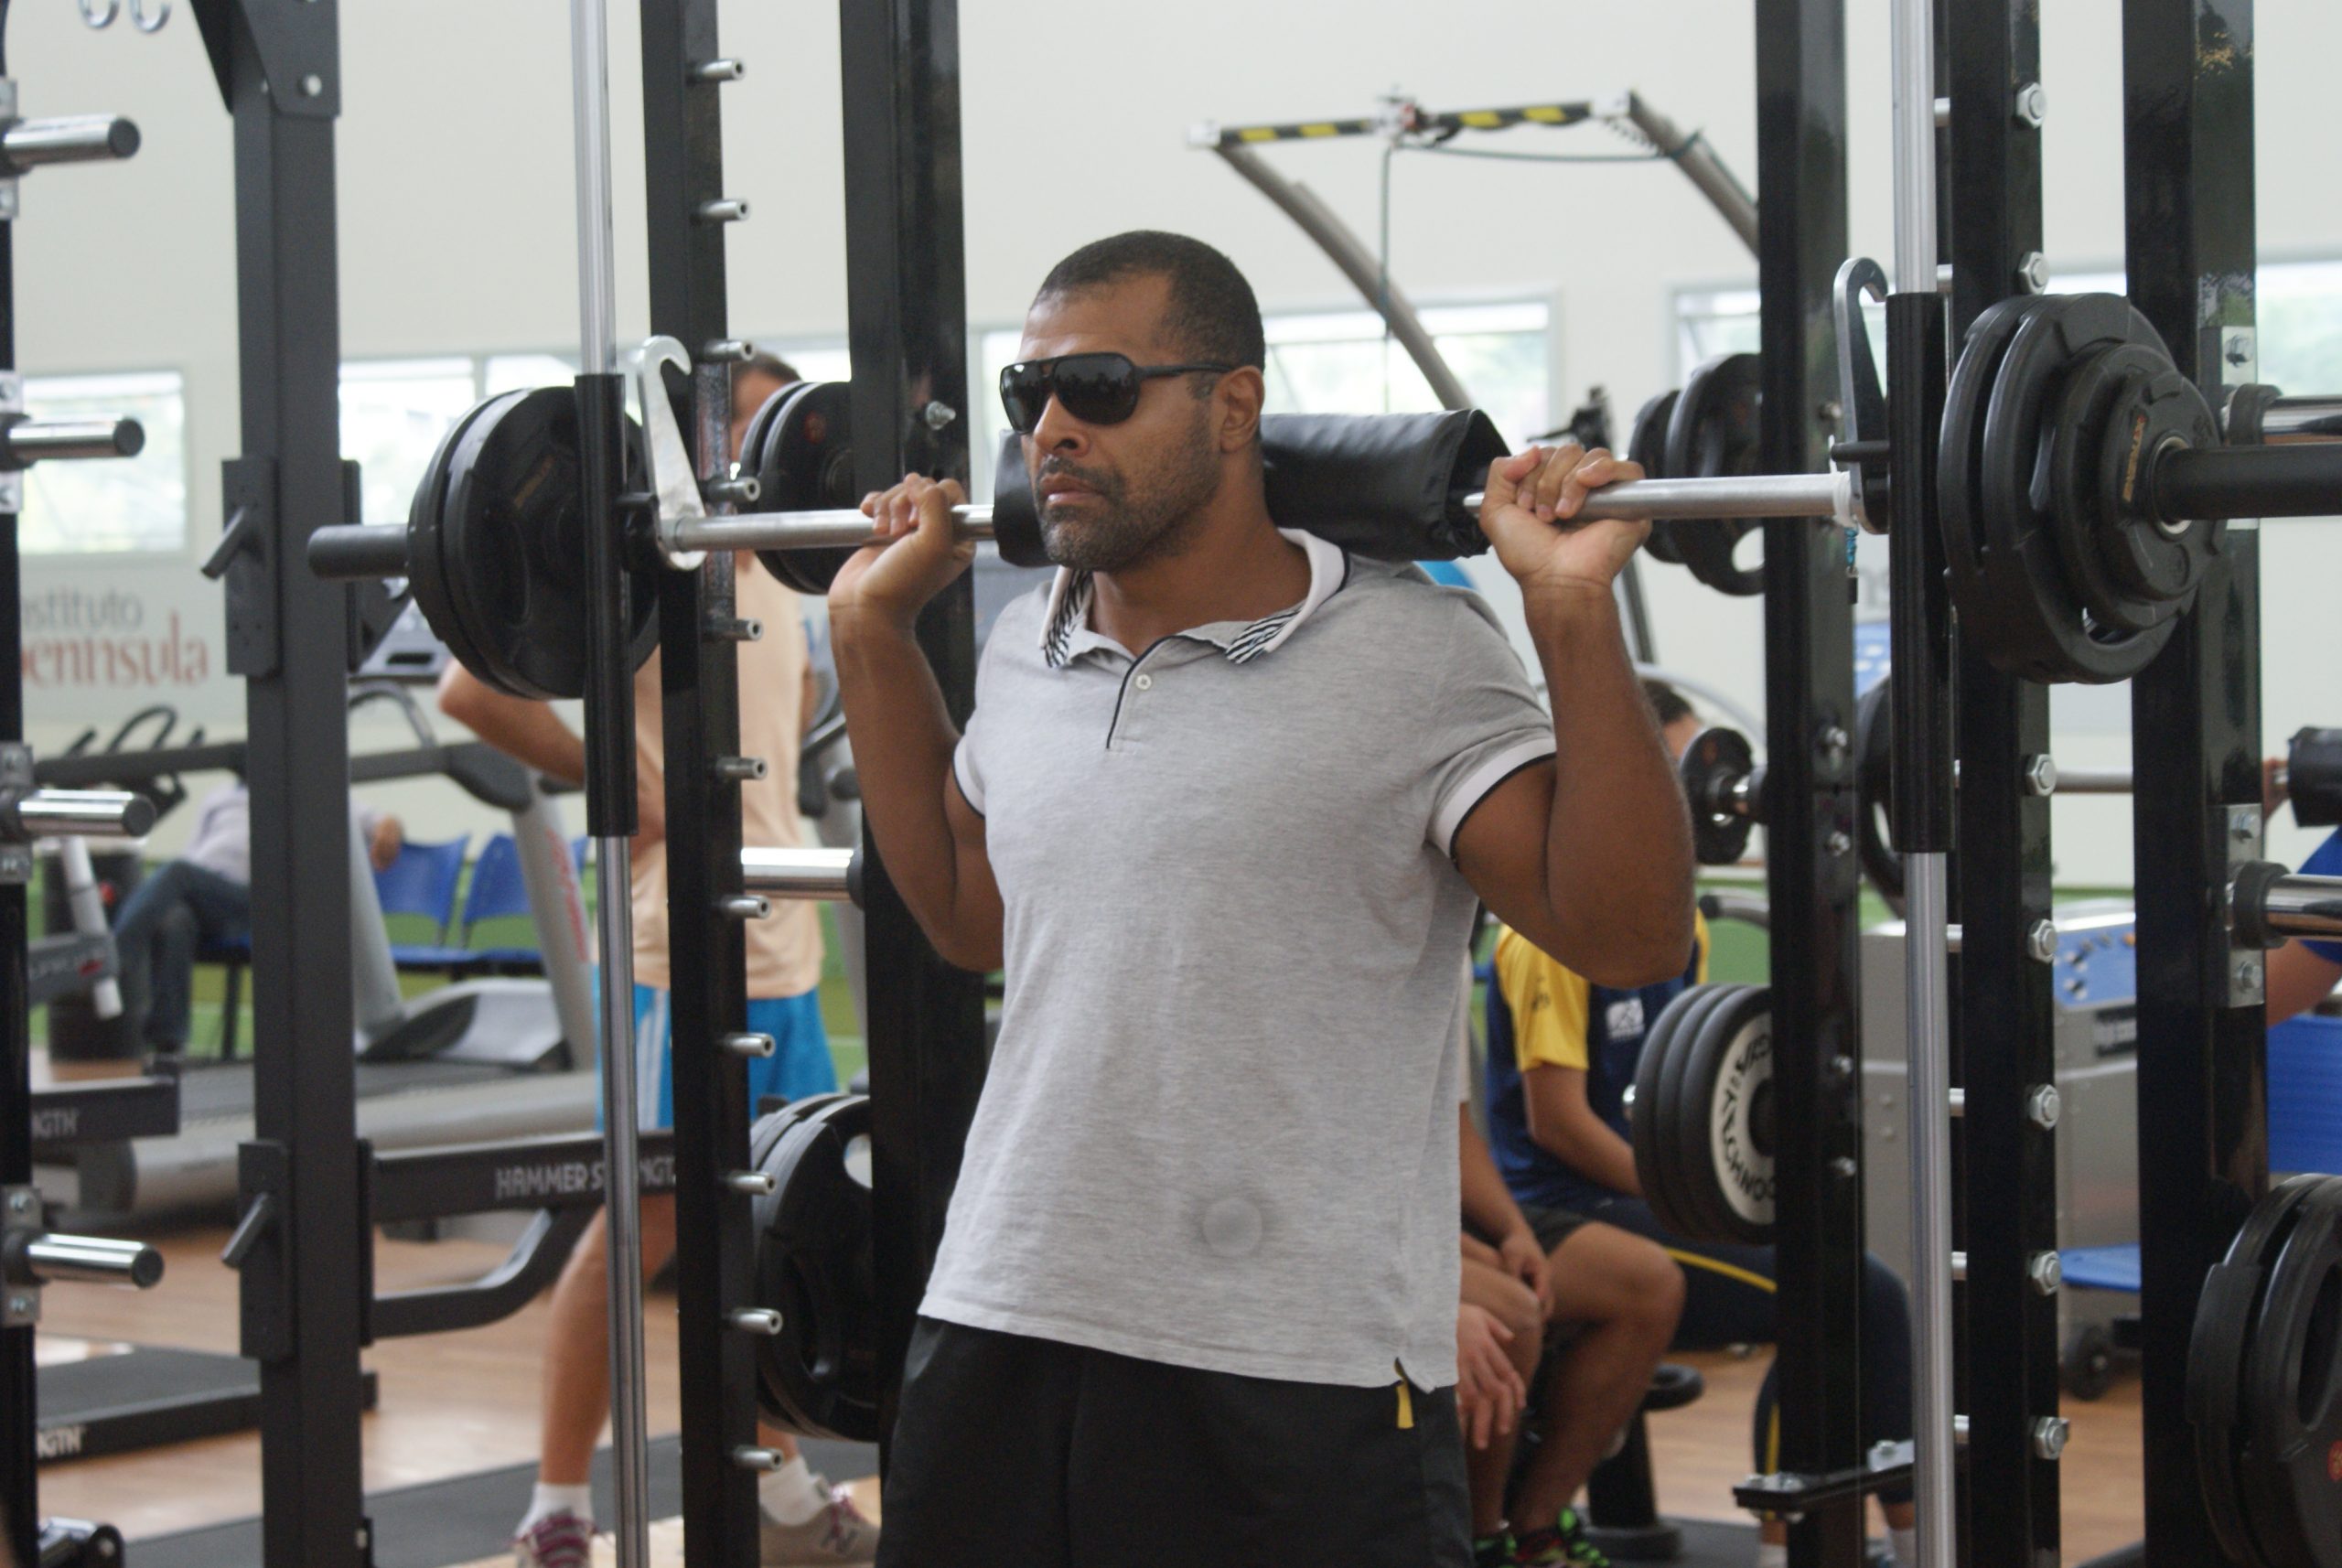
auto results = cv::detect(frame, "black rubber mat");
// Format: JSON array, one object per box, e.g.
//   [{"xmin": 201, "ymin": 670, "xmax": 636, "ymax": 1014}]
[
  {"xmin": 133, "ymin": 1433, "xmax": 879, "ymax": 1568},
  {"xmin": 38, "ymin": 1346, "xmax": 377, "ymax": 1463},
  {"xmin": 173, "ymin": 1058, "xmax": 517, "ymax": 1123}
]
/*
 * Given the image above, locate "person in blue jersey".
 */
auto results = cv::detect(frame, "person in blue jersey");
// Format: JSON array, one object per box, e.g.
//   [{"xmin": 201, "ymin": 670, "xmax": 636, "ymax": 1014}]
[{"xmin": 1486, "ymin": 682, "xmax": 1918, "ymax": 1568}]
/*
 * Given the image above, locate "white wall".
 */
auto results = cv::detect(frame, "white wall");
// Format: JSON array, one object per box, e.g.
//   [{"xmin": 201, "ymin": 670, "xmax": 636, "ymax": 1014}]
[{"xmin": 5, "ymin": 2, "xmax": 2339, "ymax": 877}]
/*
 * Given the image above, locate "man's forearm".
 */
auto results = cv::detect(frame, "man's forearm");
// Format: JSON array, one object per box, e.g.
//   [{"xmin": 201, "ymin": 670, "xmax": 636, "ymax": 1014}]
[
  {"xmin": 831, "ymin": 611, "xmax": 977, "ymax": 951},
  {"xmin": 1523, "ymin": 585, "xmax": 1695, "ymax": 981}
]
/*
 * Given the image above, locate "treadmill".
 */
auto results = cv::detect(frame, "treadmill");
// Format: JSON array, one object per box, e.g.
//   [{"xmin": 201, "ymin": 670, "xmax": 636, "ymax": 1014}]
[{"xmin": 34, "ymin": 689, "xmax": 603, "ymax": 1228}]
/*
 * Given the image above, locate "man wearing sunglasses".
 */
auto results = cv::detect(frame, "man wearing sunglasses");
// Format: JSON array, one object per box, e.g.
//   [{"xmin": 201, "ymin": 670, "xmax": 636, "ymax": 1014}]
[{"xmin": 827, "ymin": 230, "xmax": 1693, "ymax": 1568}]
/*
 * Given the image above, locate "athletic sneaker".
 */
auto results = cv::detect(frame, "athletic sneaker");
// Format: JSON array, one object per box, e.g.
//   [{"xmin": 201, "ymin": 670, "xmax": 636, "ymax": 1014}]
[
  {"xmin": 1474, "ymin": 1531, "xmax": 1518, "ymax": 1568},
  {"xmin": 1513, "ymin": 1505, "xmax": 1611, "ymax": 1568},
  {"xmin": 512, "ymin": 1509, "xmax": 595, "ymax": 1568},
  {"xmin": 760, "ymin": 1477, "xmax": 880, "ymax": 1564}
]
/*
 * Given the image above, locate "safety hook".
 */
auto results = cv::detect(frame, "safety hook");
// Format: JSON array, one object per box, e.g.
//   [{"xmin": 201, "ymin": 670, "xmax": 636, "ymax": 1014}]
[
  {"xmin": 129, "ymin": 0, "xmax": 168, "ymax": 32},
  {"xmin": 78, "ymin": 0, "xmax": 120, "ymax": 28}
]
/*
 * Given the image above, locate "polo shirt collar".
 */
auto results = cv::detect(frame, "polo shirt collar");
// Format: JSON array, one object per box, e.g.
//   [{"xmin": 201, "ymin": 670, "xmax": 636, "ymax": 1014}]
[{"xmin": 1039, "ymin": 528, "xmax": 1348, "ymax": 670}]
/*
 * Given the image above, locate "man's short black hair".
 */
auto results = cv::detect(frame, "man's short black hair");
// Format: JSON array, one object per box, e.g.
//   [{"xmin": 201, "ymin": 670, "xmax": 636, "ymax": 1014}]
[
  {"xmin": 1643, "ymin": 680, "xmax": 1697, "ymax": 729},
  {"xmin": 1036, "ymin": 231, "xmax": 1266, "ymax": 371},
  {"xmin": 743, "ymin": 350, "xmax": 800, "ymax": 386}
]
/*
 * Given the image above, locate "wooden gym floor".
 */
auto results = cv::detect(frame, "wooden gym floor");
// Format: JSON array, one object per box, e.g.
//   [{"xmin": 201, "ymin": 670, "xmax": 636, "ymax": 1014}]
[{"xmin": 40, "ymin": 1227, "xmax": 2152, "ymax": 1565}]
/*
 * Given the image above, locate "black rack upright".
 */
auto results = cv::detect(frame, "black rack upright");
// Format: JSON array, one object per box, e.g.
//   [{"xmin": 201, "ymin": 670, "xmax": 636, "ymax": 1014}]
[
  {"xmin": 834, "ymin": 0, "xmax": 989, "ymax": 1462},
  {"xmin": 637, "ymin": 1, "xmax": 765, "ymax": 1563},
  {"xmin": 1942, "ymin": 8, "xmax": 2064, "ymax": 1566},
  {"xmin": 186, "ymin": 4, "xmax": 366, "ymax": 1566},
  {"xmin": 1752, "ymin": 4, "xmax": 1866, "ymax": 1565},
  {"xmin": 2122, "ymin": 5, "xmax": 2263, "ymax": 1568}
]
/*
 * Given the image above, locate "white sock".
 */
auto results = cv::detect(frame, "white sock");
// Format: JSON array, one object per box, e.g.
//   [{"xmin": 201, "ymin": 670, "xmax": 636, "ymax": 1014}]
[
  {"xmin": 520, "ymin": 1482, "xmax": 595, "ymax": 1534},
  {"xmin": 757, "ymin": 1455, "xmax": 829, "ymax": 1526},
  {"xmin": 1890, "ymin": 1526, "xmax": 1918, "ymax": 1567},
  {"xmin": 1756, "ymin": 1543, "xmax": 1789, "ymax": 1568}
]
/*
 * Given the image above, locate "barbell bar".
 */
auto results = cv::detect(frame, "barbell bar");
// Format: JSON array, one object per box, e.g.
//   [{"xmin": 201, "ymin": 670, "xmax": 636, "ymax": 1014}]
[
  {"xmin": 308, "ymin": 467, "xmax": 1863, "ymax": 587},
  {"xmin": 0, "ymin": 114, "xmax": 139, "ymax": 170},
  {"xmin": 12, "ymin": 1231, "xmax": 163, "ymax": 1289},
  {"xmin": 739, "ymin": 846, "xmax": 858, "ymax": 904},
  {"xmin": 6, "ymin": 789, "xmax": 155, "ymax": 841},
  {"xmin": 661, "ymin": 467, "xmax": 1864, "ymax": 561}
]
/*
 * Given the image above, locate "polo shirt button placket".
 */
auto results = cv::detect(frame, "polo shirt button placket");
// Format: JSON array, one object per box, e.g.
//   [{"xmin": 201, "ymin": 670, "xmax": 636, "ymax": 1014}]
[{"xmin": 1133, "ymin": 673, "xmax": 1153, "ymax": 691}]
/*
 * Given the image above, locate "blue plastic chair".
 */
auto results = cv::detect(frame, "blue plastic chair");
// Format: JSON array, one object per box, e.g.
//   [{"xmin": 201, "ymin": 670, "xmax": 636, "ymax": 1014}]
[
  {"xmin": 457, "ymin": 833, "xmax": 545, "ymax": 972},
  {"xmin": 373, "ymin": 834, "xmax": 471, "ymax": 970}
]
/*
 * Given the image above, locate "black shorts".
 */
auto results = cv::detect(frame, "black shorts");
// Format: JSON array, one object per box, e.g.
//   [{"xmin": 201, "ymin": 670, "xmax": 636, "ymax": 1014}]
[
  {"xmin": 877, "ymin": 1316, "xmax": 1471, "ymax": 1568},
  {"xmin": 1520, "ymin": 1201, "xmax": 1594, "ymax": 1252}
]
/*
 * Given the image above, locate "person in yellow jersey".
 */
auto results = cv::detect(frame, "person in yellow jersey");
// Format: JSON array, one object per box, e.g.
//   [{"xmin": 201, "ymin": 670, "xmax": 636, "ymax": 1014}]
[
  {"xmin": 1484, "ymin": 682, "xmax": 1916, "ymax": 1568},
  {"xmin": 442, "ymin": 354, "xmax": 878, "ymax": 1568}
]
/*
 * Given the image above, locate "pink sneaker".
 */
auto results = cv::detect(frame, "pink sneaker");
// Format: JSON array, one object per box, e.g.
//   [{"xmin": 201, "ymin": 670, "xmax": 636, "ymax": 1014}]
[{"xmin": 513, "ymin": 1509, "xmax": 595, "ymax": 1568}]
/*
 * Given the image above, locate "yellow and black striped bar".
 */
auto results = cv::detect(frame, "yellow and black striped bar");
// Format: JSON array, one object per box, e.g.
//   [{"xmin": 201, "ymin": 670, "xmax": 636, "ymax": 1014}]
[{"xmin": 1198, "ymin": 101, "xmax": 1596, "ymax": 147}]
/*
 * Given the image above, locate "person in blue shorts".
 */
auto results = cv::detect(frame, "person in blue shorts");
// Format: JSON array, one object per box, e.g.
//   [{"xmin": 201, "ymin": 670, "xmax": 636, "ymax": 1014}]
[
  {"xmin": 441, "ymin": 353, "xmax": 877, "ymax": 1567},
  {"xmin": 1486, "ymin": 682, "xmax": 1918, "ymax": 1568}
]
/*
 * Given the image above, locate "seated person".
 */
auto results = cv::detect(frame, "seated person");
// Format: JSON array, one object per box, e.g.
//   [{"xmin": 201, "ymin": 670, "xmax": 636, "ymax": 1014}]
[
  {"xmin": 112, "ymin": 777, "xmax": 401, "ymax": 1056},
  {"xmin": 1457, "ymin": 1063, "xmax": 1682, "ymax": 1568},
  {"xmin": 1485, "ymin": 683, "xmax": 1917, "ymax": 1568}
]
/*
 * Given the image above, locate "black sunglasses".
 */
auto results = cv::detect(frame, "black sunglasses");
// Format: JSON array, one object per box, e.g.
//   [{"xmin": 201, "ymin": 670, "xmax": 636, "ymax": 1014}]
[{"xmin": 998, "ymin": 352, "xmax": 1236, "ymax": 435}]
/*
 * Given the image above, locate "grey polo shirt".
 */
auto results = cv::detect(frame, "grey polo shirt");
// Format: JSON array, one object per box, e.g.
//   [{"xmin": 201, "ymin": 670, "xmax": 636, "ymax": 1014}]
[{"xmin": 935, "ymin": 529, "xmax": 1555, "ymax": 1388}]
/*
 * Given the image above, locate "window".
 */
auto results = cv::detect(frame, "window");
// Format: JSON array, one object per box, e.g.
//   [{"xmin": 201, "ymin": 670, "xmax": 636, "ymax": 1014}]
[
  {"xmin": 19, "ymin": 371, "xmax": 186, "ymax": 555},
  {"xmin": 340, "ymin": 359, "xmax": 481, "ymax": 532}
]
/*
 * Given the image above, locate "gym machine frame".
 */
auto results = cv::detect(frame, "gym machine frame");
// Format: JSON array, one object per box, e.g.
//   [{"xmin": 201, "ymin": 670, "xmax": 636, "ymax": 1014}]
[
  {"xmin": 0, "ymin": 17, "xmax": 186, "ymax": 1567},
  {"xmin": 178, "ymin": 4, "xmax": 377, "ymax": 1565},
  {"xmin": 833, "ymin": 0, "xmax": 990, "ymax": 1486},
  {"xmin": 1749, "ymin": 7, "xmax": 1871, "ymax": 1568},
  {"xmin": 2124, "ymin": 7, "xmax": 2266, "ymax": 1568},
  {"xmin": 1936, "ymin": 5, "xmax": 2066, "ymax": 1567}
]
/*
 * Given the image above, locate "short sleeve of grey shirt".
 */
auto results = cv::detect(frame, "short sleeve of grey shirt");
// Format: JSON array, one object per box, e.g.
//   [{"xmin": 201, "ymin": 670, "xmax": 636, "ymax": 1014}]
[{"xmin": 931, "ymin": 540, "xmax": 1553, "ymax": 1389}]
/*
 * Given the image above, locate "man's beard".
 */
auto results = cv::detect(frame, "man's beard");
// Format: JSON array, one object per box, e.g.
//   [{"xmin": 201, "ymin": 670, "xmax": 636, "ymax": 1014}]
[{"xmin": 1034, "ymin": 417, "xmax": 1220, "ymax": 574}]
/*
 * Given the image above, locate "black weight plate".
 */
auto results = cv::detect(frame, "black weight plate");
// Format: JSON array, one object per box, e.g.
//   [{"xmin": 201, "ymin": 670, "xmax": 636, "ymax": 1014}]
[
  {"xmin": 1644, "ymin": 983, "xmax": 1733, "ymax": 1246},
  {"xmin": 2240, "ymin": 1176, "xmax": 2342, "ymax": 1568},
  {"xmin": 1678, "ymin": 984, "xmax": 1775, "ymax": 1245},
  {"xmin": 1679, "ymin": 726, "xmax": 1757, "ymax": 866},
  {"xmin": 404, "ymin": 393, "xmax": 508, "ymax": 698},
  {"xmin": 752, "ymin": 381, "xmax": 864, "ymax": 596},
  {"xmin": 2191, "ymin": 1174, "xmax": 2329, "ymax": 1568},
  {"xmin": 435, "ymin": 386, "xmax": 659, "ymax": 700},
  {"xmin": 1630, "ymin": 983, "xmax": 1696, "ymax": 1214},
  {"xmin": 1667, "ymin": 984, "xmax": 1755, "ymax": 1241},
  {"xmin": 1939, "ymin": 300, "xmax": 2040, "ymax": 679},
  {"xmin": 1853, "ymin": 678, "xmax": 1904, "ymax": 914},
  {"xmin": 1976, "ymin": 294, "xmax": 2177, "ymax": 683},
  {"xmin": 1642, "ymin": 984, "xmax": 1730, "ymax": 1243},
  {"xmin": 753, "ymin": 1094, "xmax": 881, "ymax": 1442},
  {"xmin": 2048, "ymin": 341, "xmax": 2220, "ymax": 621},
  {"xmin": 1643, "ymin": 984, "xmax": 1742, "ymax": 1242},
  {"xmin": 1659, "ymin": 355, "xmax": 1765, "ymax": 596},
  {"xmin": 1628, "ymin": 391, "xmax": 1684, "ymax": 564}
]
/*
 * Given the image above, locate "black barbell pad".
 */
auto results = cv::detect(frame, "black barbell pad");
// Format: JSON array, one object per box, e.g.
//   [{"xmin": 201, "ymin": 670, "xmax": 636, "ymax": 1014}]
[{"xmin": 989, "ymin": 407, "xmax": 1511, "ymax": 571}]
